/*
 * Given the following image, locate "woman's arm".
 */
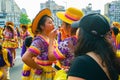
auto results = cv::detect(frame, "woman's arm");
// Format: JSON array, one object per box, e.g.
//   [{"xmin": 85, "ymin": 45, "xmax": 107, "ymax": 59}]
[
  {"xmin": 68, "ymin": 76, "xmax": 85, "ymax": 80},
  {"xmin": 22, "ymin": 50, "xmax": 42, "ymax": 70}
]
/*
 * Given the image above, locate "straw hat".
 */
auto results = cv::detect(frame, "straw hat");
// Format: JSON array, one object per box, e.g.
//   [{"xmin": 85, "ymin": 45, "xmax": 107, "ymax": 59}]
[
  {"xmin": 32, "ymin": 8, "xmax": 51, "ymax": 34},
  {"xmin": 112, "ymin": 22, "xmax": 120, "ymax": 28},
  {"xmin": 6, "ymin": 21, "xmax": 14, "ymax": 29},
  {"xmin": 56, "ymin": 7, "xmax": 84, "ymax": 24}
]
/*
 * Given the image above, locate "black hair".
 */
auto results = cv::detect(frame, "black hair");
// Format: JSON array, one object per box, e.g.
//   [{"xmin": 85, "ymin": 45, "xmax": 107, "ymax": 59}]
[
  {"xmin": 21, "ymin": 25, "xmax": 27, "ymax": 30},
  {"xmin": 75, "ymin": 28, "xmax": 120, "ymax": 80},
  {"xmin": 35, "ymin": 15, "xmax": 53, "ymax": 33},
  {"xmin": 112, "ymin": 27, "xmax": 119, "ymax": 36},
  {"xmin": 6, "ymin": 25, "xmax": 14, "ymax": 38},
  {"xmin": 24, "ymin": 36, "xmax": 33, "ymax": 47},
  {"xmin": 0, "ymin": 44, "xmax": 2, "ymax": 51}
]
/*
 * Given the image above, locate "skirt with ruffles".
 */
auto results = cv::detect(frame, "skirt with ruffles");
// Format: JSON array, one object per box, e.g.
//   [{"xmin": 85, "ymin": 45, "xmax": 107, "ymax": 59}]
[
  {"xmin": 2, "ymin": 40, "xmax": 18, "ymax": 49},
  {"xmin": 22, "ymin": 65, "xmax": 55, "ymax": 80}
]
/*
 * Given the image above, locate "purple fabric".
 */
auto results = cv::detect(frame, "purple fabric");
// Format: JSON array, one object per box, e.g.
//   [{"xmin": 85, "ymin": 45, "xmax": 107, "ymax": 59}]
[
  {"xmin": 118, "ymin": 44, "xmax": 120, "ymax": 49},
  {"xmin": 21, "ymin": 43, "xmax": 27, "ymax": 57},
  {"xmin": 29, "ymin": 36, "xmax": 49, "ymax": 61},
  {"xmin": 0, "ymin": 49, "xmax": 13, "ymax": 67},
  {"xmin": 57, "ymin": 32, "xmax": 61, "ymax": 43},
  {"xmin": 7, "ymin": 49, "xmax": 13, "ymax": 66},
  {"xmin": 0, "ymin": 54, "xmax": 6, "ymax": 67},
  {"xmin": 35, "ymin": 69, "xmax": 43, "ymax": 75},
  {"xmin": 17, "ymin": 31, "xmax": 20, "ymax": 37},
  {"xmin": 22, "ymin": 70, "xmax": 30, "ymax": 76},
  {"xmin": 58, "ymin": 37, "xmax": 77, "ymax": 66}
]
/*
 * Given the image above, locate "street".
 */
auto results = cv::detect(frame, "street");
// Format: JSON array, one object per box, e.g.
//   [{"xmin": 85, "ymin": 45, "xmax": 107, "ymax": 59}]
[{"xmin": 10, "ymin": 48, "xmax": 23, "ymax": 80}]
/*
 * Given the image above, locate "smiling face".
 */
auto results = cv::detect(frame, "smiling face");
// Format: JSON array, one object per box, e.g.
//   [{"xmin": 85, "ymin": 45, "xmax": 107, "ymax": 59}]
[{"xmin": 43, "ymin": 17, "xmax": 54, "ymax": 34}]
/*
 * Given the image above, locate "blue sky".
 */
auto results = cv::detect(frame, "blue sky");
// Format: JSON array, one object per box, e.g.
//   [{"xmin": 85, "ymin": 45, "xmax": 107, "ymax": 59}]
[{"xmin": 15, "ymin": 0, "xmax": 114, "ymax": 20}]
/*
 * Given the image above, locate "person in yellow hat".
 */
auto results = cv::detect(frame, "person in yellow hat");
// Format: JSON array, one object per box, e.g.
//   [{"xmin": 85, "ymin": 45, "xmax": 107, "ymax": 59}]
[
  {"xmin": 20, "ymin": 24, "xmax": 31, "ymax": 47},
  {"xmin": 22, "ymin": 8, "xmax": 56, "ymax": 80},
  {"xmin": 48, "ymin": 7, "xmax": 84, "ymax": 69}
]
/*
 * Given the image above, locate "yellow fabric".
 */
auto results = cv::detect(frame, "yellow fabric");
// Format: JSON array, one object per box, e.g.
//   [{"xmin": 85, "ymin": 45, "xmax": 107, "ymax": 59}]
[
  {"xmin": 118, "ymin": 75, "xmax": 120, "ymax": 80},
  {"xmin": 2, "ymin": 49, "xmax": 10, "ymax": 67},
  {"xmin": 116, "ymin": 33, "xmax": 120, "ymax": 44},
  {"xmin": 54, "ymin": 70, "xmax": 67, "ymax": 80},
  {"xmin": 0, "ymin": 66, "xmax": 7, "ymax": 80},
  {"xmin": 0, "ymin": 71, "xmax": 3, "ymax": 79},
  {"xmin": 116, "ymin": 50, "xmax": 120, "ymax": 57},
  {"xmin": 2, "ymin": 40, "xmax": 18, "ymax": 48},
  {"xmin": 23, "ymin": 64, "xmax": 31, "ymax": 70},
  {"xmin": 22, "ymin": 64, "xmax": 31, "ymax": 80},
  {"xmin": 29, "ymin": 65, "xmax": 55, "ymax": 80}
]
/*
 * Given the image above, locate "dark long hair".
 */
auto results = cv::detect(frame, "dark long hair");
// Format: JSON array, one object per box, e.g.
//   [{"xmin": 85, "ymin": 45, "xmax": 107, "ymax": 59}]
[
  {"xmin": 6, "ymin": 25, "xmax": 14, "ymax": 38},
  {"xmin": 75, "ymin": 28, "xmax": 120, "ymax": 80}
]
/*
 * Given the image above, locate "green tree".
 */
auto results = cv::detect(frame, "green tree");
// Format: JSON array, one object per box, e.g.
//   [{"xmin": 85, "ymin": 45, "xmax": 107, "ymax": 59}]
[{"xmin": 20, "ymin": 13, "xmax": 31, "ymax": 25}]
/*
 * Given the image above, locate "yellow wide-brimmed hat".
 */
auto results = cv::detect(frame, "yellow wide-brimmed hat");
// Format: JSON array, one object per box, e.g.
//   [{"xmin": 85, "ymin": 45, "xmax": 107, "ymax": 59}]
[
  {"xmin": 56, "ymin": 7, "xmax": 84, "ymax": 24},
  {"xmin": 112, "ymin": 22, "xmax": 120, "ymax": 28},
  {"xmin": 32, "ymin": 8, "xmax": 51, "ymax": 34},
  {"xmin": 6, "ymin": 21, "xmax": 14, "ymax": 29}
]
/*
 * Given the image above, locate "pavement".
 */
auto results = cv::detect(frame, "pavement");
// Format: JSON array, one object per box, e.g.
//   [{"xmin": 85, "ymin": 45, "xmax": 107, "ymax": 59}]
[{"xmin": 9, "ymin": 48, "xmax": 23, "ymax": 80}]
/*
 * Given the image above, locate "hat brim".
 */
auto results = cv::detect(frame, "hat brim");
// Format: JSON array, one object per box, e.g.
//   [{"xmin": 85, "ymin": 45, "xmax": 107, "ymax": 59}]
[
  {"xmin": 32, "ymin": 8, "xmax": 51, "ymax": 34},
  {"xmin": 56, "ymin": 12, "xmax": 74, "ymax": 24},
  {"xmin": 71, "ymin": 20, "xmax": 80, "ymax": 28}
]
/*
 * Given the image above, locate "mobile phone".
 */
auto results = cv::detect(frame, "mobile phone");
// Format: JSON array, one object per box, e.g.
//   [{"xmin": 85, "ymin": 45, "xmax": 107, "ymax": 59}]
[{"xmin": 52, "ymin": 63, "xmax": 61, "ymax": 70}]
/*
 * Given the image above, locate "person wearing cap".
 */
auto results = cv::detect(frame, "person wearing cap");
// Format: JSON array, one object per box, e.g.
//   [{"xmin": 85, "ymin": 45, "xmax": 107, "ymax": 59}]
[
  {"xmin": 48, "ymin": 7, "xmax": 84, "ymax": 70},
  {"xmin": 67, "ymin": 13, "xmax": 120, "ymax": 80},
  {"xmin": 22, "ymin": 8, "xmax": 56, "ymax": 80}
]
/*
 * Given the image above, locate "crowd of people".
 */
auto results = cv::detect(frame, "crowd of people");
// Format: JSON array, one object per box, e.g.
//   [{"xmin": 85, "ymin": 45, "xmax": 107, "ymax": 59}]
[{"xmin": 0, "ymin": 7, "xmax": 120, "ymax": 80}]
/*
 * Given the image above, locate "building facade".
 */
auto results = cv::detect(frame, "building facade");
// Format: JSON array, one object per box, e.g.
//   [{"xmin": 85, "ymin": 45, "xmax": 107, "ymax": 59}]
[
  {"xmin": 82, "ymin": 3, "xmax": 101, "ymax": 15},
  {"xmin": 104, "ymin": 0, "xmax": 120, "ymax": 23},
  {"xmin": 40, "ymin": 0, "xmax": 65, "ymax": 28},
  {"xmin": 0, "ymin": 0, "xmax": 22, "ymax": 27}
]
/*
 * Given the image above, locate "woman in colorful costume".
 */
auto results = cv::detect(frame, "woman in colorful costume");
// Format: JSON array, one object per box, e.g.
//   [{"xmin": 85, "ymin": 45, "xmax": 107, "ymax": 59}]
[
  {"xmin": 112, "ymin": 22, "xmax": 120, "ymax": 57},
  {"xmin": 0, "ymin": 44, "xmax": 12, "ymax": 80},
  {"xmin": 48, "ymin": 7, "xmax": 84, "ymax": 70},
  {"xmin": 22, "ymin": 8, "xmax": 56, "ymax": 80},
  {"xmin": 2, "ymin": 21, "xmax": 18, "ymax": 62},
  {"xmin": 20, "ymin": 24, "xmax": 30, "ymax": 47}
]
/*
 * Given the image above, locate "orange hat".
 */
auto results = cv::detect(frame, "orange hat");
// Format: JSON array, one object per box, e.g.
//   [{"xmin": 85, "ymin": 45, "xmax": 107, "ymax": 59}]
[
  {"xmin": 6, "ymin": 21, "xmax": 14, "ymax": 29},
  {"xmin": 56, "ymin": 7, "xmax": 84, "ymax": 24},
  {"xmin": 112, "ymin": 22, "xmax": 120, "ymax": 28},
  {"xmin": 32, "ymin": 8, "xmax": 51, "ymax": 34}
]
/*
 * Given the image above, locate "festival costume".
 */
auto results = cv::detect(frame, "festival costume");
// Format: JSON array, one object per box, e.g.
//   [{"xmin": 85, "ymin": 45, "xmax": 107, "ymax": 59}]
[
  {"xmin": 2, "ymin": 29, "xmax": 18, "ymax": 49},
  {"xmin": 112, "ymin": 22, "xmax": 120, "ymax": 58},
  {"xmin": 56, "ymin": 33, "xmax": 77, "ymax": 67},
  {"xmin": 0, "ymin": 49, "xmax": 12, "ymax": 80},
  {"xmin": 54, "ymin": 7, "xmax": 84, "ymax": 67},
  {"xmin": 20, "ymin": 30, "xmax": 30, "ymax": 47},
  {"xmin": 23, "ymin": 35, "xmax": 56, "ymax": 80}
]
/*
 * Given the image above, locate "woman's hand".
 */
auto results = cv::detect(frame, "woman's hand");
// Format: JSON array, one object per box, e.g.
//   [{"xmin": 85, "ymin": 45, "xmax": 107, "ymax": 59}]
[{"xmin": 49, "ymin": 28, "xmax": 58, "ymax": 40}]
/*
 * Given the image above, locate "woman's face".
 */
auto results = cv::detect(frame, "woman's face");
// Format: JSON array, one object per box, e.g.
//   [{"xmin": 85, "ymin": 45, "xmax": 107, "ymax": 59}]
[
  {"xmin": 44, "ymin": 17, "xmax": 54, "ymax": 33},
  {"xmin": 60, "ymin": 21, "xmax": 71, "ymax": 34}
]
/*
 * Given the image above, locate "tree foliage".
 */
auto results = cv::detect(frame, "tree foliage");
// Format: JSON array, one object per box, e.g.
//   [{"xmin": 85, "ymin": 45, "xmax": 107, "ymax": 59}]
[{"xmin": 20, "ymin": 14, "xmax": 31, "ymax": 25}]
